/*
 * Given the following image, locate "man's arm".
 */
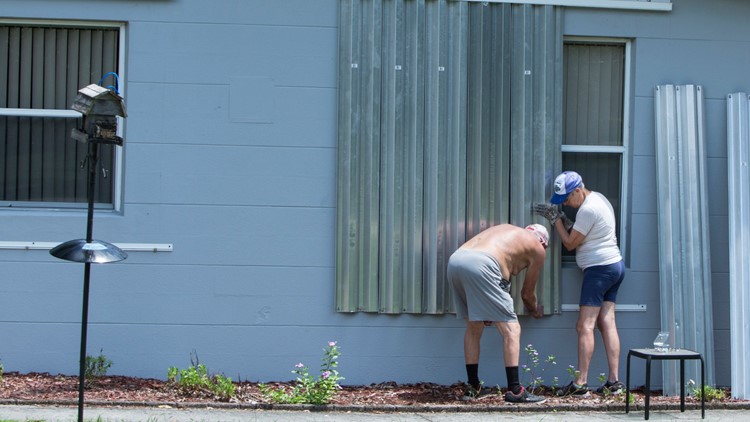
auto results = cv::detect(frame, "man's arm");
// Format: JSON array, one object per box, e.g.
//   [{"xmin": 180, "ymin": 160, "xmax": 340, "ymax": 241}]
[
  {"xmin": 521, "ymin": 249, "xmax": 545, "ymax": 318},
  {"xmin": 554, "ymin": 218, "xmax": 585, "ymax": 251}
]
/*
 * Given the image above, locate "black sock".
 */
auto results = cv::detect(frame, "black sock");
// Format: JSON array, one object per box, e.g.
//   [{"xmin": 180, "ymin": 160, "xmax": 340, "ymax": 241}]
[
  {"xmin": 466, "ymin": 364, "xmax": 479, "ymax": 389},
  {"xmin": 506, "ymin": 366, "xmax": 522, "ymax": 394}
]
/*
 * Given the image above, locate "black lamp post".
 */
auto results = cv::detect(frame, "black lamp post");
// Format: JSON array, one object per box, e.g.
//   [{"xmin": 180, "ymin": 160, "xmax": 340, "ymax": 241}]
[{"xmin": 49, "ymin": 83, "xmax": 127, "ymax": 422}]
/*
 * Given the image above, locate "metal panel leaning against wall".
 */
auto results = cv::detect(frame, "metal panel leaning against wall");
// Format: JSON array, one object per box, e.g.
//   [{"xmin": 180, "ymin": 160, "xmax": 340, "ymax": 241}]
[
  {"xmin": 336, "ymin": 0, "xmax": 562, "ymax": 315},
  {"xmin": 726, "ymin": 92, "xmax": 750, "ymax": 399},
  {"xmin": 653, "ymin": 84, "xmax": 715, "ymax": 394}
]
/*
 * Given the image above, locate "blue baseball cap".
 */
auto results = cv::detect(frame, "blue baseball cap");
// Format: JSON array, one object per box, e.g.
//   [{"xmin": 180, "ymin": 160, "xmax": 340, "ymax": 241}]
[{"xmin": 549, "ymin": 171, "xmax": 583, "ymax": 204}]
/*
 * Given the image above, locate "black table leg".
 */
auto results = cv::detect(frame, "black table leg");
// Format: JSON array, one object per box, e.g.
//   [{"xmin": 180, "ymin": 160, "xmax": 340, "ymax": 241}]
[
  {"xmin": 680, "ymin": 358, "xmax": 686, "ymax": 411},
  {"xmin": 645, "ymin": 356, "xmax": 652, "ymax": 420},
  {"xmin": 701, "ymin": 357, "xmax": 705, "ymax": 419},
  {"xmin": 626, "ymin": 352, "xmax": 631, "ymax": 414}
]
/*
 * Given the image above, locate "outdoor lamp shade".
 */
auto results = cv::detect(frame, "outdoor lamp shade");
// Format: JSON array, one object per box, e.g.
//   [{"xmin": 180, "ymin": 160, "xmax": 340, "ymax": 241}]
[{"xmin": 50, "ymin": 239, "xmax": 127, "ymax": 263}]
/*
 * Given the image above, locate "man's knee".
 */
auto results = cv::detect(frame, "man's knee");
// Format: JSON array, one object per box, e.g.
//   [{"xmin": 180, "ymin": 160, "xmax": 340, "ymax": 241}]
[
  {"xmin": 576, "ymin": 320, "xmax": 596, "ymax": 335},
  {"xmin": 596, "ymin": 302, "xmax": 617, "ymax": 330},
  {"xmin": 496, "ymin": 321, "xmax": 521, "ymax": 338},
  {"xmin": 466, "ymin": 320, "xmax": 485, "ymax": 334}
]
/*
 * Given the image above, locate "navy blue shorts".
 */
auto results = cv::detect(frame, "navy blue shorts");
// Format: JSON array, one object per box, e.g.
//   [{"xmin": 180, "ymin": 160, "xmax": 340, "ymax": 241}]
[{"xmin": 580, "ymin": 260, "xmax": 625, "ymax": 307}]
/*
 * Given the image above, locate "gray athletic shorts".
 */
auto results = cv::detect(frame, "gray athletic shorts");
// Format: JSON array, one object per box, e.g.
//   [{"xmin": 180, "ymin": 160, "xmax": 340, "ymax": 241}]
[{"xmin": 447, "ymin": 249, "xmax": 517, "ymax": 322}]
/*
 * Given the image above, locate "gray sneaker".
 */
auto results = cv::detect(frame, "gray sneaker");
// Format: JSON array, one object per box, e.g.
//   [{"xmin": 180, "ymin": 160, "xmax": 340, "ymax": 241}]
[
  {"xmin": 461, "ymin": 385, "xmax": 494, "ymax": 401},
  {"xmin": 504, "ymin": 386, "xmax": 547, "ymax": 404},
  {"xmin": 556, "ymin": 381, "xmax": 589, "ymax": 396},
  {"xmin": 596, "ymin": 380, "xmax": 625, "ymax": 395}
]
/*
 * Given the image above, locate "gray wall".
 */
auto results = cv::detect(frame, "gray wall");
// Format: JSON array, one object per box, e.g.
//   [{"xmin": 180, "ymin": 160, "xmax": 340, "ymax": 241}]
[{"xmin": 0, "ymin": 0, "xmax": 746, "ymax": 389}]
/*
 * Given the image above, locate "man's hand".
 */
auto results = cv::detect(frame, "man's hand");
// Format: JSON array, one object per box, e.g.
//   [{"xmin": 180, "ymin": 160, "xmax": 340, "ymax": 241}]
[
  {"xmin": 522, "ymin": 295, "xmax": 544, "ymax": 318},
  {"xmin": 560, "ymin": 213, "xmax": 574, "ymax": 231},
  {"xmin": 532, "ymin": 203, "xmax": 562, "ymax": 225},
  {"xmin": 529, "ymin": 304, "xmax": 544, "ymax": 319}
]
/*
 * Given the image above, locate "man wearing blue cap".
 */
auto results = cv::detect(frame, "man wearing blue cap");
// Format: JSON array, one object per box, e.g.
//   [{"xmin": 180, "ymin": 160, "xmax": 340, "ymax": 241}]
[{"xmin": 534, "ymin": 171, "xmax": 626, "ymax": 396}]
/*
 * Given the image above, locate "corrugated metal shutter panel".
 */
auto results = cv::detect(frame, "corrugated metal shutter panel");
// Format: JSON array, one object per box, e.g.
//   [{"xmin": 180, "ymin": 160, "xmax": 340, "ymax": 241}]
[
  {"xmin": 654, "ymin": 84, "xmax": 715, "ymax": 393},
  {"xmin": 726, "ymin": 92, "xmax": 750, "ymax": 399},
  {"xmin": 337, "ymin": 0, "xmax": 562, "ymax": 315}
]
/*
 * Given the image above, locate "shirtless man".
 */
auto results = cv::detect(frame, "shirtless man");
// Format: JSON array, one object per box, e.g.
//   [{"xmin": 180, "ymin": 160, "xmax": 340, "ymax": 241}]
[{"xmin": 447, "ymin": 223, "xmax": 548, "ymax": 403}]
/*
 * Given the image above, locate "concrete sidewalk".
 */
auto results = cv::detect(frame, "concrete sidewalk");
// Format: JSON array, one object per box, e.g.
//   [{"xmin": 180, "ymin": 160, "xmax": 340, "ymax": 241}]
[{"xmin": 1, "ymin": 404, "xmax": 747, "ymax": 421}]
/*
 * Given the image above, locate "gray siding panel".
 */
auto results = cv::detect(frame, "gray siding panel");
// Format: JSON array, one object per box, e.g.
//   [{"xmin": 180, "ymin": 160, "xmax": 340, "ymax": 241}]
[{"xmin": 127, "ymin": 144, "xmax": 336, "ymax": 207}]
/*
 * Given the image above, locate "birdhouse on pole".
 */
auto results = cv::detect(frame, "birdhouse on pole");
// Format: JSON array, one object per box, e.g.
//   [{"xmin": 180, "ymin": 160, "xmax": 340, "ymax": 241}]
[{"xmin": 70, "ymin": 84, "xmax": 127, "ymax": 145}]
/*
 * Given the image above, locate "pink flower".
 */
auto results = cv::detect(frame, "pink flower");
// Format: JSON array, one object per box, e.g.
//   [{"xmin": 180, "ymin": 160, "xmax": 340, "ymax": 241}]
[
  {"xmin": 322, "ymin": 371, "xmax": 331, "ymax": 379},
  {"xmin": 328, "ymin": 341, "xmax": 337, "ymax": 347},
  {"xmin": 295, "ymin": 363, "xmax": 304, "ymax": 368}
]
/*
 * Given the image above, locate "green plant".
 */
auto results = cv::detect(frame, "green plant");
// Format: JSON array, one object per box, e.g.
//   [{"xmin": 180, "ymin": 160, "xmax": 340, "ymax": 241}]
[
  {"xmin": 625, "ymin": 391, "xmax": 635, "ymax": 404},
  {"xmin": 565, "ymin": 364, "xmax": 580, "ymax": 381},
  {"xmin": 687, "ymin": 379, "xmax": 727, "ymax": 401},
  {"xmin": 259, "ymin": 340, "xmax": 344, "ymax": 405},
  {"xmin": 597, "ymin": 372, "xmax": 612, "ymax": 397},
  {"xmin": 550, "ymin": 364, "xmax": 582, "ymax": 396},
  {"xmin": 597, "ymin": 372, "xmax": 632, "ymax": 402},
  {"xmin": 167, "ymin": 351, "xmax": 236, "ymax": 401},
  {"xmin": 84, "ymin": 349, "xmax": 112, "ymax": 380},
  {"xmin": 520, "ymin": 344, "xmax": 556, "ymax": 394}
]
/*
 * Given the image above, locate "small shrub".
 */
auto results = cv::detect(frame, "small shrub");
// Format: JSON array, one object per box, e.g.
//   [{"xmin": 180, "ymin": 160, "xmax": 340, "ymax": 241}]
[
  {"xmin": 550, "ymin": 365, "xmax": 582, "ymax": 396},
  {"xmin": 596, "ymin": 372, "xmax": 613, "ymax": 398},
  {"xmin": 167, "ymin": 351, "xmax": 235, "ymax": 401},
  {"xmin": 259, "ymin": 340, "xmax": 344, "ymax": 405},
  {"xmin": 595, "ymin": 372, "xmax": 635, "ymax": 403},
  {"xmin": 565, "ymin": 364, "xmax": 580, "ymax": 381},
  {"xmin": 626, "ymin": 391, "xmax": 635, "ymax": 404},
  {"xmin": 520, "ymin": 344, "xmax": 556, "ymax": 395},
  {"xmin": 687, "ymin": 379, "xmax": 727, "ymax": 401},
  {"xmin": 85, "ymin": 349, "xmax": 112, "ymax": 380}
]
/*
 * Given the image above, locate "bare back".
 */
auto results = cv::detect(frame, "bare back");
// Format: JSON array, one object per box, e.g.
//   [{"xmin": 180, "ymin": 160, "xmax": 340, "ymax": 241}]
[{"xmin": 458, "ymin": 224, "xmax": 545, "ymax": 282}]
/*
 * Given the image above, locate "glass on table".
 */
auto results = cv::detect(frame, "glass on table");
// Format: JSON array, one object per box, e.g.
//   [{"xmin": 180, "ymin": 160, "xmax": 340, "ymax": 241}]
[{"xmin": 653, "ymin": 331, "xmax": 670, "ymax": 352}]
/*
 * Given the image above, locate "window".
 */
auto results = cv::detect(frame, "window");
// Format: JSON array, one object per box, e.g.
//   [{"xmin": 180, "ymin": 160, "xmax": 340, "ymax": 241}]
[
  {"xmin": 561, "ymin": 40, "xmax": 629, "ymax": 259},
  {"xmin": 0, "ymin": 22, "xmax": 123, "ymax": 209}
]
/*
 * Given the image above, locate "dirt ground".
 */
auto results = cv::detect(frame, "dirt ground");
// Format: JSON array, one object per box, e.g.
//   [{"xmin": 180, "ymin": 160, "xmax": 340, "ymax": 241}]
[{"xmin": 0, "ymin": 372, "xmax": 745, "ymax": 409}]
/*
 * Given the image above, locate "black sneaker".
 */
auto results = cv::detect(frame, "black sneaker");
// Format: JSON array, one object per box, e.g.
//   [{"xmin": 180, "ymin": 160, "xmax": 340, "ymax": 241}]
[
  {"xmin": 504, "ymin": 386, "xmax": 546, "ymax": 404},
  {"xmin": 555, "ymin": 381, "xmax": 589, "ymax": 396},
  {"xmin": 596, "ymin": 380, "xmax": 625, "ymax": 395},
  {"xmin": 461, "ymin": 385, "xmax": 494, "ymax": 401}
]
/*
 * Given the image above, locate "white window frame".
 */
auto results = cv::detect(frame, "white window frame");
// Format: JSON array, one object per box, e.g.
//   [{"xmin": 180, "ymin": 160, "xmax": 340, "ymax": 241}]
[
  {"xmin": 0, "ymin": 18, "xmax": 127, "ymax": 212},
  {"xmin": 562, "ymin": 36, "xmax": 632, "ymax": 259}
]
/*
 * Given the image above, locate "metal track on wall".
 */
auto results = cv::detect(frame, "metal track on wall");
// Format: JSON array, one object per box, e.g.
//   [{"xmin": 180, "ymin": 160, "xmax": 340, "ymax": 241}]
[
  {"xmin": 653, "ymin": 84, "xmax": 715, "ymax": 394},
  {"xmin": 726, "ymin": 92, "xmax": 750, "ymax": 399}
]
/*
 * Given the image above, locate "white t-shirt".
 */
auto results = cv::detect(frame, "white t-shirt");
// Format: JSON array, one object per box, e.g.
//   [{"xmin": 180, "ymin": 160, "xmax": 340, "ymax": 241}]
[{"xmin": 572, "ymin": 191, "xmax": 622, "ymax": 270}]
